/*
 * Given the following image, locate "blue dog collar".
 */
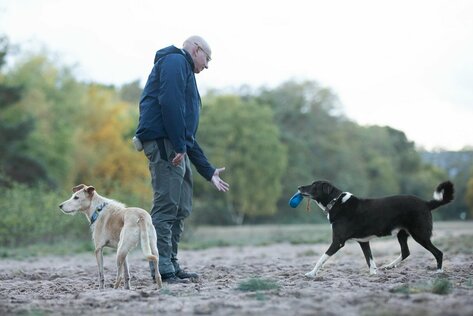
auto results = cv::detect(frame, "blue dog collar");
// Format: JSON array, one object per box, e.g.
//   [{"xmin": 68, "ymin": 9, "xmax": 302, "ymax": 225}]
[{"xmin": 90, "ymin": 202, "xmax": 108, "ymax": 225}]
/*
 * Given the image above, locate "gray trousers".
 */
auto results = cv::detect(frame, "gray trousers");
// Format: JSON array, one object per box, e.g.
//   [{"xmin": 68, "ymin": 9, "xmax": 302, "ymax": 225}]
[{"xmin": 143, "ymin": 139, "xmax": 192, "ymax": 275}]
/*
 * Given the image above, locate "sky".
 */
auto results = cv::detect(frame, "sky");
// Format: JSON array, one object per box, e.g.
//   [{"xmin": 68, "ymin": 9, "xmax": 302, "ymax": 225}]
[{"xmin": 1, "ymin": 0, "xmax": 472, "ymax": 151}]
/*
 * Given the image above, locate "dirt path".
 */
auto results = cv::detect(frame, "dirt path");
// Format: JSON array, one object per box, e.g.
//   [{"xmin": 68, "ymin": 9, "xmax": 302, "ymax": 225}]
[{"xmin": 1, "ymin": 236, "xmax": 473, "ymax": 315}]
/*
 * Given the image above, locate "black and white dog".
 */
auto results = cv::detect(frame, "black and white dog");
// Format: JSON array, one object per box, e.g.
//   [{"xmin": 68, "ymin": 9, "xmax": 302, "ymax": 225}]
[{"xmin": 298, "ymin": 180, "xmax": 454, "ymax": 278}]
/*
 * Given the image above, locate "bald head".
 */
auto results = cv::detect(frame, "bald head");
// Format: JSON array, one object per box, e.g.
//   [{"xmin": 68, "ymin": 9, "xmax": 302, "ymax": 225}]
[
  {"xmin": 183, "ymin": 35, "xmax": 211, "ymax": 56},
  {"xmin": 182, "ymin": 35, "xmax": 212, "ymax": 74}
]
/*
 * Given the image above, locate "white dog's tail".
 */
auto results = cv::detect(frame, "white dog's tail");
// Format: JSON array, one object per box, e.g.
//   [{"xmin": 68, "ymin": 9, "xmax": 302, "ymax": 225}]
[{"xmin": 138, "ymin": 216, "xmax": 157, "ymax": 261}]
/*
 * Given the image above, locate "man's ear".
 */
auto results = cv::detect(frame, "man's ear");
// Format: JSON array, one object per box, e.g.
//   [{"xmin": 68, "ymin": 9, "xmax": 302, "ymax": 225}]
[{"xmin": 72, "ymin": 184, "xmax": 86, "ymax": 193}]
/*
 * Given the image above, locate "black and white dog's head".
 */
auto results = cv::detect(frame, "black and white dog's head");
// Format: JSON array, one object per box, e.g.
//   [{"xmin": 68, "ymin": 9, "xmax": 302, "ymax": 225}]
[{"xmin": 298, "ymin": 180, "xmax": 347, "ymax": 211}]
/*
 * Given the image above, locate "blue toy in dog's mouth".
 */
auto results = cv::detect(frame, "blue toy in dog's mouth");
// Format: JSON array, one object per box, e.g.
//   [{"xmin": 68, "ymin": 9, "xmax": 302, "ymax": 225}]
[{"xmin": 289, "ymin": 192, "xmax": 304, "ymax": 208}]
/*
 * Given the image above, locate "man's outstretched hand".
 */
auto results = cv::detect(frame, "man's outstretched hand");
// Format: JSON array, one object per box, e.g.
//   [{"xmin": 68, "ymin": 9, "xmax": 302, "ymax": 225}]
[{"xmin": 211, "ymin": 167, "xmax": 229, "ymax": 192}]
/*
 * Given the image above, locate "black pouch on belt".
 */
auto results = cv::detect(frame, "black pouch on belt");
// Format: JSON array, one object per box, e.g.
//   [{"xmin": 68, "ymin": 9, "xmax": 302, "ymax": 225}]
[
  {"xmin": 156, "ymin": 139, "xmax": 176, "ymax": 162},
  {"xmin": 156, "ymin": 139, "xmax": 167, "ymax": 161}
]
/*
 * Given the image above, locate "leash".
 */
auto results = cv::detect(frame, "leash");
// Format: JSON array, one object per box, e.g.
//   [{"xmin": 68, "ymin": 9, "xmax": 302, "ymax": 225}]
[{"xmin": 90, "ymin": 202, "xmax": 108, "ymax": 225}]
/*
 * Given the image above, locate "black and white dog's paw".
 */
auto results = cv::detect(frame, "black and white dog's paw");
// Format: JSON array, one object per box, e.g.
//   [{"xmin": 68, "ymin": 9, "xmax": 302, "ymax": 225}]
[
  {"xmin": 304, "ymin": 271, "xmax": 317, "ymax": 279},
  {"xmin": 381, "ymin": 264, "xmax": 397, "ymax": 270}
]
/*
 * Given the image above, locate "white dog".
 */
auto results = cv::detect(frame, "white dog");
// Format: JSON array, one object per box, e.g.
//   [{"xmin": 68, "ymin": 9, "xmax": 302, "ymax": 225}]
[{"xmin": 59, "ymin": 184, "xmax": 162, "ymax": 290}]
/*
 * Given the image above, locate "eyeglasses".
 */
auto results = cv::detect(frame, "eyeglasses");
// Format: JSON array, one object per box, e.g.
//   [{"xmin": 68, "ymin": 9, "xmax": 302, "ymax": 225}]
[{"xmin": 194, "ymin": 42, "xmax": 211, "ymax": 62}]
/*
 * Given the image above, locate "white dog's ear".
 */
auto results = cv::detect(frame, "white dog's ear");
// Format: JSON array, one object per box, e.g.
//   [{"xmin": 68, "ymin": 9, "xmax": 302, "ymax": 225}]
[
  {"xmin": 72, "ymin": 184, "xmax": 86, "ymax": 192},
  {"xmin": 86, "ymin": 186, "xmax": 95, "ymax": 196}
]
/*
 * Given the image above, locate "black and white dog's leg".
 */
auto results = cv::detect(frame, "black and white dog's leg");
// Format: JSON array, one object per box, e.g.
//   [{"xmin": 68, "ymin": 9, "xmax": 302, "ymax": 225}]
[
  {"xmin": 411, "ymin": 233, "xmax": 443, "ymax": 272},
  {"xmin": 358, "ymin": 242, "xmax": 377, "ymax": 275},
  {"xmin": 305, "ymin": 241, "xmax": 344, "ymax": 278},
  {"xmin": 383, "ymin": 230, "xmax": 410, "ymax": 269}
]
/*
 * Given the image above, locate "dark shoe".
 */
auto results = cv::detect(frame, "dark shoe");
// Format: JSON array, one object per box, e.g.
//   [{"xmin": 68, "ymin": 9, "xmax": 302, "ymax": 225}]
[
  {"xmin": 161, "ymin": 272, "xmax": 190, "ymax": 284},
  {"xmin": 176, "ymin": 270, "xmax": 199, "ymax": 280}
]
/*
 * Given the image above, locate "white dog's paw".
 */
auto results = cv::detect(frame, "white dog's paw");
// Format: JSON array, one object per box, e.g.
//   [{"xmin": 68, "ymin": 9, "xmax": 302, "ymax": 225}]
[
  {"xmin": 305, "ymin": 271, "xmax": 316, "ymax": 279},
  {"xmin": 435, "ymin": 268, "xmax": 444, "ymax": 274},
  {"xmin": 369, "ymin": 268, "xmax": 378, "ymax": 275}
]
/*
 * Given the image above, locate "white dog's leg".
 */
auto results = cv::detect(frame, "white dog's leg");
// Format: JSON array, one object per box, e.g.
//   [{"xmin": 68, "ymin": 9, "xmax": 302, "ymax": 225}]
[
  {"xmin": 305, "ymin": 253, "xmax": 330, "ymax": 278},
  {"xmin": 95, "ymin": 247, "xmax": 105, "ymax": 290},
  {"xmin": 150, "ymin": 228, "xmax": 162, "ymax": 289},
  {"xmin": 115, "ymin": 227, "xmax": 137, "ymax": 289},
  {"xmin": 114, "ymin": 252, "xmax": 125, "ymax": 289},
  {"xmin": 123, "ymin": 257, "xmax": 130, "ymax": 290}
]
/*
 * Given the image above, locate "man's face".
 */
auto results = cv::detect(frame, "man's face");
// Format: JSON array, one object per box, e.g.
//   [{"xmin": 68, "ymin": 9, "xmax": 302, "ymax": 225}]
[{"xmin": 193, "ymin": 43, "xmax": 211, "ymax": 73}]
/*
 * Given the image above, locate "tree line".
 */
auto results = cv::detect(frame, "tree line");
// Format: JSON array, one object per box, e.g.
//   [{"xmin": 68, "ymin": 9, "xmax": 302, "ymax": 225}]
[{"xmin": 1, "ymin": 36, "xmax": 472, "ymax": 246}]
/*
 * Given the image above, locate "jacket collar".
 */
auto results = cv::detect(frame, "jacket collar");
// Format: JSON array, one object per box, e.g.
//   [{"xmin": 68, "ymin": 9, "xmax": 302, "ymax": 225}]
[{"xmin": 154, "ymin": 45, "xmax": 195, "ymax": 70}]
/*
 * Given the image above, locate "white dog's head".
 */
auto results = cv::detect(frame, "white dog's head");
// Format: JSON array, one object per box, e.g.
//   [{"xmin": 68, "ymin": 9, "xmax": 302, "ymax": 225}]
[{"xmin": 59, "ymin": 184, "xmax": 95, "ymax": 214}]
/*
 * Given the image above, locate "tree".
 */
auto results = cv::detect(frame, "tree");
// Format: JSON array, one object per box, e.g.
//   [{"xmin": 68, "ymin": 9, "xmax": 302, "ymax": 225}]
[
  {"xmin": 420, "ymin": 150, "xmax": 472, "ymax": 219},
  {"xmin": 72, "ymin": 85, "xmax": 152, "ymax": 204},
  {"xmin": 466, "ymin": 170, "xmax": 473, "ymax": 219},
  {"xmin": 193, "ymin": 94, "xmax": 287, "ymax": 224},
  {"xmin": 251, "ymin": 80, "xmax": 449, "ymax": 222},
  {"xmin": 2, "ymin": 51, "xmax": 89, "ymax": 188},
  {"xmin": 255, "ymin": 80, "xmax": 368, "ymax": 222},
  {"xmin": 0, "ymin": 36, "xmax": 48, "ymax": 187},
  {"xmin": 119, "ymin": 79, "xmax": 142, "ymax": 104}
]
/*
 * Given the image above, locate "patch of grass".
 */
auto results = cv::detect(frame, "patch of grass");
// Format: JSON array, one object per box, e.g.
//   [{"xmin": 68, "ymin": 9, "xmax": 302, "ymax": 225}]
[
  {"xmin": 237, "ymin": 277, "xmax": 280, "ymax": 292},
  {"xmin": 361, "ymin": 305, "xmax": 428, "ymax": 316},
  {"xmin": 431, "ymin": 277, "xmax": 452, "ymax": 295},
  {"xmin": 298, "ymin": 249, "xmax": 318, "ymax": 257},
  {"xmin": 434, "ymin": 234, "xmax": 473, "ymax": 254},
  {"xmin": 0, "ymin": 224, "xmax": 331, "ymax": 256},
  {"xmin": 0, "ymin": 240, "xmax": 94, "ymax": 259},
  {"xmin": 390, "ymin": 277, "xmax": 453, "ymax": 295},
  {"xmin": 159, "ymin": 288, "xmax": 173, "ymax": 295},
  {"xmin": 180, "ymin": 239, "xmax": 233, "ymax": 250},
  {"xmin": 465, "ymin": 278, "xmax": 473, "ymax": 288},
  {"xmin": 181, "ymin": 224, "xmax": 332, "ymax": 250},
  {"xmin": 391, "ymin": 285, "xmax": 415, "ymax": 295},
  {"xmin": 253, "ymin": 292, "xmax": 267, "ymax": 301},
  {"xmin": 4, "ymin": 221, "xmax": 472, "ymax": 257},
  {"xmin": 15, "ymin": 308, "xmax": 48, "ymax": 316}
]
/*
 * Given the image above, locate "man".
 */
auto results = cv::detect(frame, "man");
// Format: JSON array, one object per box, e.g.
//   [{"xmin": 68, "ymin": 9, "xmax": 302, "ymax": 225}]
[{"xmin": 135, "ymin": 35, "xmax": 229, "ymax": 284}]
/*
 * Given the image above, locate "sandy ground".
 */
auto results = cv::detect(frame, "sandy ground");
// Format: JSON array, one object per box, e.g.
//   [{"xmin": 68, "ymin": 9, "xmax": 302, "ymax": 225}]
[{"xmin": 1, "ymin": 231, "xmax": 473, "ymax": 315}]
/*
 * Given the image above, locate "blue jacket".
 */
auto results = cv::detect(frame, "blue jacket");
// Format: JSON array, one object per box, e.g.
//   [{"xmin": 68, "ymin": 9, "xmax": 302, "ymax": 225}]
[{"xmin": 135, "ymin": 46, "xmax": 215, "ymax": 181}]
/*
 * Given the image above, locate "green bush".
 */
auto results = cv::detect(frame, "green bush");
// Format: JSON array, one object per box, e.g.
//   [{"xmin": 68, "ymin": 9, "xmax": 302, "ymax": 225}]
[{"xmin": 0, "ymin": 184, "xmax": 88, "ymax": 247}]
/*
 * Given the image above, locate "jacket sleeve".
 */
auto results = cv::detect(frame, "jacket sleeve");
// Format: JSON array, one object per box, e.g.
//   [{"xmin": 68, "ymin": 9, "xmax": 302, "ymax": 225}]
[
  {"xmin": 187, "ymin": 140, "xmax": 216, "ymax": 181},
  {"xmin": 157, "ymin": 54, "xmax": 187, "ymax": 153}
]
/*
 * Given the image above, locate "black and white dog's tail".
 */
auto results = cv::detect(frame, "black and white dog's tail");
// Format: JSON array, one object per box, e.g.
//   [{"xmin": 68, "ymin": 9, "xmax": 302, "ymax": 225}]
[{"xmin": 427, "ymin": 181, "xmax": 454, "ymax": 211}]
